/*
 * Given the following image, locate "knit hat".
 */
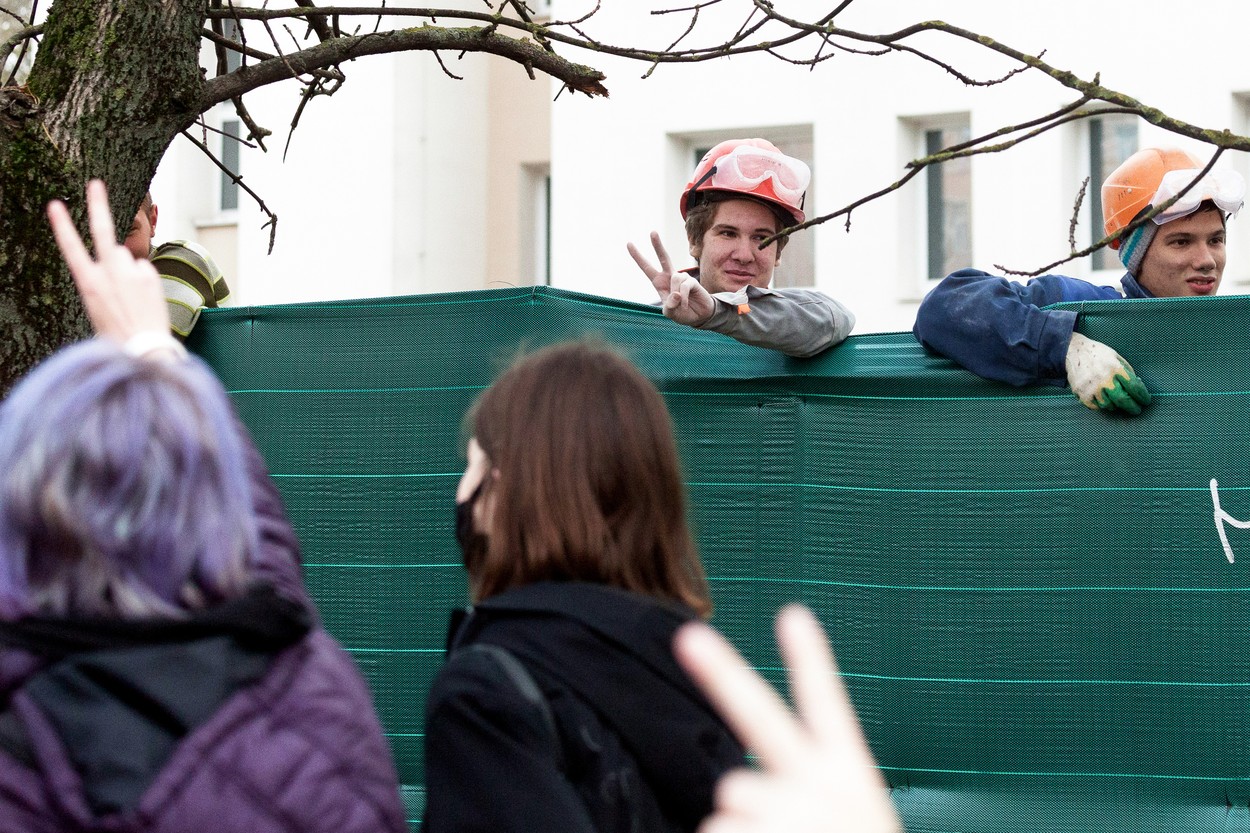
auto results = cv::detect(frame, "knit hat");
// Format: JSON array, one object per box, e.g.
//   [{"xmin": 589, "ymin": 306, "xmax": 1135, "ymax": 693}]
[{"xmin": 1118, "ymin": 222, "xmax": 1157, "ymax": 276}]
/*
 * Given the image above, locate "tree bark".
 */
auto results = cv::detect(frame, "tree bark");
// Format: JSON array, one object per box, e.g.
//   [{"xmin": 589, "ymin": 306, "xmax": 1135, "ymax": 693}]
[{"xmin": 0, "ymin": 0, "xmax": 205, "ymax": 393}]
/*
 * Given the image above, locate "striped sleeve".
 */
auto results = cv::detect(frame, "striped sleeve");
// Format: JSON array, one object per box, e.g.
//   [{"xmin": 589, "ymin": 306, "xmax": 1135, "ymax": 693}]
[{"xmin": 151, "ymin": 240, "xmax": 231, "ymax": 337}]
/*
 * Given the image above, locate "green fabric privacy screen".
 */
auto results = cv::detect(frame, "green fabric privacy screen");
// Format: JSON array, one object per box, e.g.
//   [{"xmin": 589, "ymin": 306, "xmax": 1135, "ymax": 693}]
[{"xmin": 191, "ymin": 287, "xmax": 1250, "ymax": 831}]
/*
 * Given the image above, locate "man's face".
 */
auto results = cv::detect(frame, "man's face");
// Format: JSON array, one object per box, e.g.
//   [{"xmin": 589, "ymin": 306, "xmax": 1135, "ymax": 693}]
[
  {"xmin": 689, "ymin": 199, "xmax": 781, "ymax": 294},
  {"xmin": 1137, "ymin": 208, "xmax": 1226, "ymax": 297},
  {"xmin": 123, "ymin": 204, "xmax": 157, "ymax": 261}
]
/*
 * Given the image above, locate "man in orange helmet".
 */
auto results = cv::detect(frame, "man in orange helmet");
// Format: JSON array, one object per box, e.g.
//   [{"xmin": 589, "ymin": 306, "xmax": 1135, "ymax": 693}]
[
  {"xmin": 913, "ymin": 147, "xmax": 1244, "ymax": 415},
  {"xmin": 628, "ymin": 139, "xmax": 854, "ymax": 358}
]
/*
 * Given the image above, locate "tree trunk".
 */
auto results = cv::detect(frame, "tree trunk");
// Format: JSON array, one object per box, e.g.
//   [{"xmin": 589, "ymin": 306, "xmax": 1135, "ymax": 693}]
[{"xmin": 0, "ymin": 0, "xmax": 205, "ymax": 393}]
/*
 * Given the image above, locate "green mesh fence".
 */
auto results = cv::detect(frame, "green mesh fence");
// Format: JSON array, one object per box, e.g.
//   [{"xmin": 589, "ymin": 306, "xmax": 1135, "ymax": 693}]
[{"xmin": 190, "ymin": 287, "xmax": 1250, "ymax": 831}]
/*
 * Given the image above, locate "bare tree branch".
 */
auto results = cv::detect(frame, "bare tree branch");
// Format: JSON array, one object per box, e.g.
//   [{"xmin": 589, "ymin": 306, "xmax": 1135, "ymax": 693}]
[
  {"xmin": 757, "ymin": 13, "xmax": 1250, "ymax": 153},
  {"xmin": 293, "ymin": 0, "xmax": 335, "ymax": 43},
  {"xmin": 201, "ymin": 26, "xmax": 346, "ymax": 85},
  {"xmin": 180, "ymin": 128, "xmax": 280, "ymax": 254},
  {"xmin": 431, "ymin": 49, "xmax": 465, "ymax": 81},
  {"xmin": 202, "ymin": 25, "xmax": 608, "ymax": 107},
  {"xmin": 0, "ymin": 23, "xmax": 40, "ymax": 84},
  {"xmin": 282, "ymin": 73, "xmax": 343, "ymax": 161},
  {"xmin": 1068, "ymin": 177, "xmax": 1089, "ymax": 253},
  {"xmin": 766, "ymin": 96, "xmax": 1115, "ymax": 243}
]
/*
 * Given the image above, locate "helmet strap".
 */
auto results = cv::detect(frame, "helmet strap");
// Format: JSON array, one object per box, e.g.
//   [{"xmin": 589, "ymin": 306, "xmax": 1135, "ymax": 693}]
[{"xmin": 684, "ymin": 165, "xmax": 718, "ymax": 215}]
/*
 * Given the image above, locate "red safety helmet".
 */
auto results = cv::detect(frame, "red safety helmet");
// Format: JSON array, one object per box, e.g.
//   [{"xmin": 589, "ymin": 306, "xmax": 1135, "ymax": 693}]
[{"xmin": 680, "ymin": 139, "xmax": 811, "ymax": 225}]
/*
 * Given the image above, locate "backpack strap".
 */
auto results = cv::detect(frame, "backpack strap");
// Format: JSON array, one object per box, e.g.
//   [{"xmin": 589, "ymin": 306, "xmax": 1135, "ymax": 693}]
[{"xmin": 456, "ymin": 643, "xmax": 565, "ymax": 773}]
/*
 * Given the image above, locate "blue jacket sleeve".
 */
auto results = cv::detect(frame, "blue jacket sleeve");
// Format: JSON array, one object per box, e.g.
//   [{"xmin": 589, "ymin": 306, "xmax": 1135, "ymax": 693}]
[{"xmin": 912, "ymin": 268, "xmax": 1123, "ymax": 387}]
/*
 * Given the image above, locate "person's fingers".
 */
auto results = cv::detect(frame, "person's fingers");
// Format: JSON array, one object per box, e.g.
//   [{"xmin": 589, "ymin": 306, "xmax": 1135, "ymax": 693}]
[
  {"xmin": 651, "ymin": 231, "xmax": 673, "ymax": 274},
  {"xmin": 776, "ymin": 606, "xmax": 856, "ymax": 750},
  {"xmin": 46, "ymin": 199, "xmax": 96, "ymax": 287},
  {"xmin": 713, "ymin": 769, "xmax": 776, "ymax": 816},
  {"xmin": 133, "ymin": 256, "xmax": 161, "ymax": 284},
  {"xmin": 685, "ymin": 278, "xmax": 715, "ymax": 321},
  {"xmin": 85, "ymin": 179, "xmax": 119, "ymax": 258},
  {"xmin": 675, "ymin": 274, "xmax": 694, "ymax": 307},
  {"xmin": 627, "ymin": 242, "xmax": 652, "ymax": 275},
  {"xmin": 1101, "ymin": 380, "xmax": 1141, "ymax": 415},
  {"xmin": 698, "ymin": 814, "xmax": 753, "ymax": 833},
  {"xmin": 674, "ymin": 621, "xmax": 808, "ymax": 768},
  {"xmin": 1119, "ymin": 362, "xmax": 1152, "ymax": 407}
]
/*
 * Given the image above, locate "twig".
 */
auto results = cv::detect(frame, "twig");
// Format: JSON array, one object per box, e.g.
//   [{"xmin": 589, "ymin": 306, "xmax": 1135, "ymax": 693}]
[
  {"xmin": 2, "ymin": 0, "xmax": 39, "ymax": 87},
  {"xmin": 180, "ymin": 129, "xmax": 280, "ymax": 254},
  {"xmin": 293, "ymin": 0, "xmax": 334, "ymax": 42},
  {"xmin": 201, "ymin": 26, "xmax": 345, "ymax": 84},
  {"xmin": 765, "ymin": 96, "xmax": 1110, "ymax": 246},
  {"xmin": 432, "ymin": 50, "xmax": 464, "ymax": 80},
  {"xmin": 191, "ymin": 117, "xmax": 261, "ymax": 149},
  {"xmin": 231, "ymin": 96, "xmax": 272, "ymax": 152},
  {"xmin": 1068, "ymin": 177, "xmax": 1089, "ymax": 253}
]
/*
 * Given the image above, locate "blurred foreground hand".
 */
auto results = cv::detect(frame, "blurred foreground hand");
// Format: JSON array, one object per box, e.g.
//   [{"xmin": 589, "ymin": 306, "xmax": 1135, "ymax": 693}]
[{"xmin": 674, "ymin": 605, "xmax": 902, "ymax": 833}]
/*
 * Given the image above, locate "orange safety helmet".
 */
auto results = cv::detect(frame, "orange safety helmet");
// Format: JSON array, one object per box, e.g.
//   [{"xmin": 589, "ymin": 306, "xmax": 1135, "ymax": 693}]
[
  {"xmin": 680, "ymin": 138, "xmax": 811, "ymax": 225},
  {"xmin": 1101, "ymin": 148, "xmax": 1203, "ymax": 249}
]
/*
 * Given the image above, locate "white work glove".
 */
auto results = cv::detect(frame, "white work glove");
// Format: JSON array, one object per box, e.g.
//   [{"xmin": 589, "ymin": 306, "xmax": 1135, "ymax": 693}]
[{"xmin": 1064, "ymin": 332, "xmax": 1151, "ymax": 416}]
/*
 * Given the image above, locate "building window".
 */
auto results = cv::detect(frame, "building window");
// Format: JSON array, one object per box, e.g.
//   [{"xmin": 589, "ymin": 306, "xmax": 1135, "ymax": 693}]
[
  {"xmin": 1088, "ymin": 113, "xmax": 1138, "ymax": 270},
  {"xmin": 521, "ymin": 163, "xmax": 551, "ymax": 285},
  {"xmin": 221, "ymin": 17, "xmax": 243, "ymax": 74},
  {"xmin": 1229, "ymin": 94, "xmax": 1250, "ymax": 287},
  {"xmin": 220, "ymin": 119, "xmax": 240, "ymax": 212},
  {"xmin": 922, "ymin": 124, "xmax": 972, "ymax": 281}
]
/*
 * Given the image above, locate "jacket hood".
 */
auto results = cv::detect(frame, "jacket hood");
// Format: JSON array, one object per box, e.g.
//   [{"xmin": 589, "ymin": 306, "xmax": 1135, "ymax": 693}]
[
  {"xmin": 0, "ymin": 585, "xmax": 310, "ymax": 818},
  {"xmin": 450, "ymin": 582, "xmax": 744, "ymax": 828}
]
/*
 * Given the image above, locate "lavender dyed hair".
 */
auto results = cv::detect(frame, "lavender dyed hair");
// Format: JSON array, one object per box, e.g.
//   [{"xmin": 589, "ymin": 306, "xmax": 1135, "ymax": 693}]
[{"xmin": 0, "ymin": 340, "xmax": 260, "ymax": 619}]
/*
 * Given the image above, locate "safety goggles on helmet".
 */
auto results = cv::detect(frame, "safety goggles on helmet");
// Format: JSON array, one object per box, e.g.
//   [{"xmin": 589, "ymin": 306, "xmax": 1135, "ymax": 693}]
[
  {"xmin": 1150, "ymin": 167, "xmax": 1245, "ymax": 225},
  {"xmin": 698, "ymin": 145, "xmax": 812, "ymax": 206}
]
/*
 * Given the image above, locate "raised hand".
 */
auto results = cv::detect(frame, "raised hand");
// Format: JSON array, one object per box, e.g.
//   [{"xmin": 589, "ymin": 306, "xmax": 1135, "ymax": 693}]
[
  {"xmin": 628, "ymin": 230, "xmax": 676, "ymax": 300},
  {"xmin": 627, "ymin": 231, "xmax": 715, "ymax": 326},
  {"xmin": 674, "ymin": 605, "xmax": 902, "ymax": 833},
  {"xmin": 47, "ymin": 180, "xmax": 176, "ymax": 351}
]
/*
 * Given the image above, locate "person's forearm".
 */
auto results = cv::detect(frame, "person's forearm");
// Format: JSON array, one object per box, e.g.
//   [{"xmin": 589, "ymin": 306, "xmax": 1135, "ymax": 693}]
[
  {"xmin": 913, "ymin": 270, "xmax": 1078, "ymax": 386},
  {"xmin": 697, "ymin": 288, "xmax": 854, "ymax": 358}
]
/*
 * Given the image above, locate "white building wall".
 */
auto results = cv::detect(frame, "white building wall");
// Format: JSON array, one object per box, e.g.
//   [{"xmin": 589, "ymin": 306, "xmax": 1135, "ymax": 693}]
[
  {"xmin": 549, "ymin": 0, "xmax": 1250, "ymax": 333},
  {"xmin": 151, "ymin": 1, "xmax": 1250, "ymax": 334},
  {"xmin": 151, "ymin": 5, "xmax": 493, "ymax": 306}
]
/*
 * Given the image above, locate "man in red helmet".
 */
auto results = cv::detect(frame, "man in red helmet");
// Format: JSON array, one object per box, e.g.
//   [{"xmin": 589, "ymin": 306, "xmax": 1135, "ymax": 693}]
[
  {"xmin": 628, "ymin": 139, "xmax": 854, "ymax": 358},
  {"xmin": 913, "ymin": 147, "xmax": 1244, "ymax": 415}
]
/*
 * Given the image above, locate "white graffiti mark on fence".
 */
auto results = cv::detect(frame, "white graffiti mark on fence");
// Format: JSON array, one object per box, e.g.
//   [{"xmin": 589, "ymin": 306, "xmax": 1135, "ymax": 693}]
[{"xmin": 1211, "ymin": 479, "xmax": 1250, "ymax": 564}]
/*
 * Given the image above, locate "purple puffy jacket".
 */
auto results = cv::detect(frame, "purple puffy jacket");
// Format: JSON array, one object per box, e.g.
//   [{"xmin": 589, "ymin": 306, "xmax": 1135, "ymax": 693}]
[{"xmin": 0, "ymin": 436, "xmax": 406, "ymax": 833}]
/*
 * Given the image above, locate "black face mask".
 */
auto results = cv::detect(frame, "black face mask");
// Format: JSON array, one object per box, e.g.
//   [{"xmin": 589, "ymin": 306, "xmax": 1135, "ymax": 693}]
[{"xmin": 455, "ymin": 481, "xmax": 488, "ymax": 572}]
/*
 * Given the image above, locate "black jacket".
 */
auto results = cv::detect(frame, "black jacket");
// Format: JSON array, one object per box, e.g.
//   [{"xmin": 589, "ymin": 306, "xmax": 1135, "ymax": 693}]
[{"xmin": 422, "ymin": 582, "xmax": 744, "ymax": 833}]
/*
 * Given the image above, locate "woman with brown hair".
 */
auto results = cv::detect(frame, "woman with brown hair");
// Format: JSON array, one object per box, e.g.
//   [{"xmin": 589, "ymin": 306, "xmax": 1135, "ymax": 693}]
[{"xmin": 422, "ymin": 341, "xmax": 744, "ymax": 832}]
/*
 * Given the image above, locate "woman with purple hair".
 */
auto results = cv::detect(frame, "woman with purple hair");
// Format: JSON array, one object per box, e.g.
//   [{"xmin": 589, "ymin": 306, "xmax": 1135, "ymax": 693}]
[{"xmin": 0, "ymin": 182, "xmax": 406, "ymax": 833}]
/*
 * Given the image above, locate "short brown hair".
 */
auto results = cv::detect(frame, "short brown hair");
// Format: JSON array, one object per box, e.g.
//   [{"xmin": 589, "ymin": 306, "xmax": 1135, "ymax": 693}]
[
  {"xmin": 685, "ymin": 195, "xmax": 791, "ymax": 259},
  {"xmin": 467, "ymin": 341, "xmax": 711, "ymax": 617}
]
